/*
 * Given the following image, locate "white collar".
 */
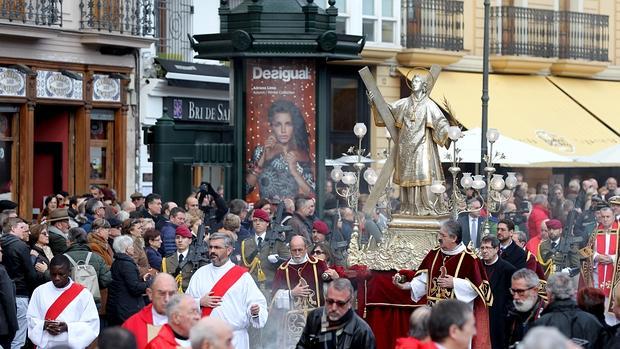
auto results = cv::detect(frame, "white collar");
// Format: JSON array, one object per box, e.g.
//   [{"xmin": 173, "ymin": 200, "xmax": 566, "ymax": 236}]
[
  {"xmin": 552, "ymin": 238, "xmax": 561, "ymax": 245},
  {"xmin": 500, "ymin": 239, "xmax": 513, "ymax": 249},
  {"xmin": 484, "ymin": 255, "xmax": 499, "ymax": 265},
  {"xmin": 289, "ymin": 254, "xmax": 308, "ymax": 265},
  {"xmin": 441, "ymin": 243, "xmax": 466, "ymax": 256},
  {"xmin": 151, "ymin": 306, "xmax": 168, "ymax": 326},
  {"xmin": 178, "ymin": 250, "xmax": 188, "ymax": 258},
  {"xmin": 256, "ymin": 232, "xmax": 267, "ymax": 242}
]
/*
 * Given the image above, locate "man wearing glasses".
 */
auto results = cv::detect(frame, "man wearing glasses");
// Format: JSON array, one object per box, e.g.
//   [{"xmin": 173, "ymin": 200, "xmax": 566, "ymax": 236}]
[
  {"xmin": 296, "ymin": 278, "xmax": 376, "ymax": 349},
  {"xmin": 504, "ymin": 268, "xmax": 546, "ymax": 347}
]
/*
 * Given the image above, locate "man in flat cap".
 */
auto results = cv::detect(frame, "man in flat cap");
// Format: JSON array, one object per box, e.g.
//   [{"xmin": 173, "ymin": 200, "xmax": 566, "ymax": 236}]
[{"xmin": 537, "ymin": 219, "xmax": 580, "ymax": 278}]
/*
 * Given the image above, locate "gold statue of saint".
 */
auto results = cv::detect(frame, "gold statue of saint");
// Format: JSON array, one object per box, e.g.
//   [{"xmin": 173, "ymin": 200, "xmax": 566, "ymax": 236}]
[{"xmin": 367, "ymin": 66, "xmax": 451, "ymax": 216}]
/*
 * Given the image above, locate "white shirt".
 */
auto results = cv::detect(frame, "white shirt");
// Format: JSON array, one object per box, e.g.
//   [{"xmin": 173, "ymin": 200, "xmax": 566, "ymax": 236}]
[
  {"xmin": 255, "ymin": 232, "xmax": 266, "ymax": 246},
  {"xmin": 177, "ymin": 250, "xmax": 188, "ymax": 262},
  {"xmin": 27, "ymin": 280, "xmax": 100, "ymax": 349},
  {"xmin": 185, "ymin": 260, "xmax": 268, "ymax": 349},
  {"xmin": 151, "ymin": 307, "xmax": 168, "ymax": 326}
]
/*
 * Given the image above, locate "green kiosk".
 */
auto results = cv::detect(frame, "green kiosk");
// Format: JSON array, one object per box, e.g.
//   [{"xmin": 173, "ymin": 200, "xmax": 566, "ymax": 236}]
[{"xmin": 145, "ymin": 0, "xmax": 364, "ymax": 209}]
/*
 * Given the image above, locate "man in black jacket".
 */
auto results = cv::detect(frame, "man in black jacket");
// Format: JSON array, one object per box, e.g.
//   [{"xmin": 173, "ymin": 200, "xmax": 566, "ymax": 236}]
[
  {"xmin": 497, "ymin": 219, "xmax": 527, "ymax": 270},
  {"xmin": 1, "ymin": 217, "xmax": 47, "ymax": 349},
  {"xmin": 0, "ymin": 244, "xmax": 18, "ymax": 349},
  {"xmin": 296, "ymin": 278, "xmax": 376, "ymax": 349},
  {"xmin": 532, "ymin": 272, "xmax": 602, "ymax": 349},
  {"xmin": 504, "ymin": 268, "xmax": 546, "ymax": 348}
]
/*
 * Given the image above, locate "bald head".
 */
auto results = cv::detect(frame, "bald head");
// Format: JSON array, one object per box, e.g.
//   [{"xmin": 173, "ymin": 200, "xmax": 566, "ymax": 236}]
[
  {"xmin": 147, "ymin": 273, "xmax": 178, "ymax": 315},
  {"xmin": 190, "ymin": 317, "xmax": 234, "ymax": 349},
  {"xmin": 290, "ymin": 235, "xmax": 309, "ymax": 263}
]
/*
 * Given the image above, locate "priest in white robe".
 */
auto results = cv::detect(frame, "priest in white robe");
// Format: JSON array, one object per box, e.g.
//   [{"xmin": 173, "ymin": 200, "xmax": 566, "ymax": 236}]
[
  {"xmin": 27, "ymin": 255, "xmax": 99, "ymax": 349},
  {"xmin": 186, "ymin": 233, "xmax": 267, "ymax": 349}
]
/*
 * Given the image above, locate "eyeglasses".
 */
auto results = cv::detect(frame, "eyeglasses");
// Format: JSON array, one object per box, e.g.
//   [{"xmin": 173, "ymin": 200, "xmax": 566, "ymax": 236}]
[
  {"xmin": 510, "ymin": 286, "xmax": 536, "ymax": 295},
  {"xmin": 312, "ymin": 250, "xmax": 324, "ymax": 255},
  {"xmin": 326, "ymin": 297, "xmax": 351, "ymax": 307}
]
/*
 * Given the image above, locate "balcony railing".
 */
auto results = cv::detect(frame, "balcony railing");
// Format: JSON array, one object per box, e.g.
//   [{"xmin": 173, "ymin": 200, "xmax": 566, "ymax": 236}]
[
  {"xmin": 490, "ymin": 6, "xmax": 609, "ymax": 62},
  {"xmin": 402, "ymin": 0, "xmax": 464, "ymax": 51},
  {"xmin": 558, "ymin": 11, "xmax": 608, "ymax": 62},
  {"xmin": 0, "ymin": 0, "xmax": 63, "ymax": 26},
  {"xmin": 79, "ymin": 0, "xmax": 155, "ymax": 36},
  {"xmin": 155, "ymin": 0, "xmax": 193, "ymax": 62}
]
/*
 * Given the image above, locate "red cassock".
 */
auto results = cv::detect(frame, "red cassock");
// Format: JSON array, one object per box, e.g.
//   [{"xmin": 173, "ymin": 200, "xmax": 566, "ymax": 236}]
[
  {"xmin": 525, "ymin": 250, "xmax": 546, "ymax": 280},
  {"xmin": 122, "ymin": 304, "xmax": 162, "ymax": 349},
  {"xmin": 144, "ymin": 324, "xmax": 180, "ymax": 349},
  {"xmin": 595, "ymin": 221, "xmax": 620, "ymax": 297},
  {"xmin": 415, "ymin": 246, "xmax": 493, "ymax": 349},
  {"xmin": 271, "ymin": 256, "xmax": 329, "ymax": 308}
]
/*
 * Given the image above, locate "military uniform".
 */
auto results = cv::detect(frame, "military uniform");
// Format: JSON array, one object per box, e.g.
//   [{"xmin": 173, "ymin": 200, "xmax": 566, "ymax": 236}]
[
  {"xmin": 538, "ymin": 238, "xmax": 580, "ymax": 277},
  {"xmin": 241, "ymin": 232, "xmax": 290, "ymax": 297}
]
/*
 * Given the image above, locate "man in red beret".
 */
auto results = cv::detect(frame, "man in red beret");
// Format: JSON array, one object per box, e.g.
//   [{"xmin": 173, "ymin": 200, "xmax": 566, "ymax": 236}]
[
  {"xmin": 537, "ymin": 219, "xmax": 580, "ymax": 278},
  {"xmin": 240, "ymin": 208, "xmax": 290, "ymax": 298},
  {"xmin": 161, "ymin": 225, "xmax": 207, "ymax": 292},
  {"xmin": 311, "ymin": 219, "xmax": 330, "ymax": 244}
]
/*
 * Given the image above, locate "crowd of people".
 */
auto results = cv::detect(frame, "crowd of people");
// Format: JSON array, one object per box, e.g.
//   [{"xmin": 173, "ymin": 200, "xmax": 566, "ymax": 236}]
[{"xmin": 0, "ymin": 174, "xmax": 618, "ymax": 349}]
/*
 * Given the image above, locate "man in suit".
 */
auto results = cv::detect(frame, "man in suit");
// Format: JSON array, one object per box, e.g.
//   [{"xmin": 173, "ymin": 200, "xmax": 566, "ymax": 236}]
[
  {"xmin": 162, "ymin": 225, "xmax": 206, "ymax": 292},
  {"xmin": 458, "ymin": 198, "xmax": 484, "ymax": 249},
  {"xmin": 480, "ymin": 235, "xmax": 516, "ymax": 349},
  {"xmin": 240, "ymin": 209, "xmax": 290, "ymax": 299},
  {"xmin": 497, "ymin": 219, "xmax": 527, "ymax": 270}
]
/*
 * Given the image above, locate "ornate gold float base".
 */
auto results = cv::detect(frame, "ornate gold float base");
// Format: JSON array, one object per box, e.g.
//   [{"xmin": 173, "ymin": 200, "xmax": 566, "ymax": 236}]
[{"xmin": 348, "ymin": 214, "xmax": 450, "ymax": 271}]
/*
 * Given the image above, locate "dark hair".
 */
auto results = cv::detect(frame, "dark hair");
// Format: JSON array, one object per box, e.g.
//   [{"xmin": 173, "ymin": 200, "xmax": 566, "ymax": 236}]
[
  {"xmin": 228, "ymin": 199, "xmax": 247, "ymax": 216},
  {"xmin": 68, "ymin": 196, "xmax": 78, "ymax": 207},
  {"xmin": 429, "ymin": 299, "xmax": 472, "ymax": 342},
  {"xmin": 98, "ymin": 327, "xmax": 137, "ymax": 349},
  {"xmin": 267, "ymin": 99, "xmax": 310, "ymax": 152},
  {"xmin": 50, "ymin": 254, "xmax": 71, "ymax": 271},
  {"xmin": 255, "ymin": 198, "xmax": 271, "ymax": 210},
  {"xmin": 498, "ymin": 218, "xmax": 515, "ymax": 231},
  {"xmin": 143, "ymin": 229, "xmax": 161, "ymax": 248},
  {"xmin": 44, "ymin": 195, "xmax": 57, "ymax": 207},
  {"xmin": 311, "ymin": 241, "xmax": 335, "ymax": 265},
  {"xmin": 480, "ymin": 235, "xmax": 499, "ymax": 248},
  {"xmin": 121, "ymin": 218, "xmax": 141, "ymax": 235},
  {"xmin": 441, "ymin": 220, "xmax": 462, "ymax": 244},
  {"xmin": 145, "ymin": 193, "xmax": 161, "ymax": 206},
  {"xmin": 68, "ymin": 227, "xmax": 88, "ymax": 244},
  {"xmin": 577, "ymin": 287, "xmax": 605, "ymax": 320},
  {"xmin": 170, "ymin": 206, "xmax": 186, "ymax": 217},
  {"xmin": 29, "ymin": 223, "xmax": 47, "ymax": 247}
]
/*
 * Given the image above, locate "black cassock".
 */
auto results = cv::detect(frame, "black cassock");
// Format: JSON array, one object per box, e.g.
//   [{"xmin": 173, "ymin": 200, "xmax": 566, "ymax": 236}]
[{"xmin": 484, "ymin": 258, "xmax": 516, "ymax": 349}]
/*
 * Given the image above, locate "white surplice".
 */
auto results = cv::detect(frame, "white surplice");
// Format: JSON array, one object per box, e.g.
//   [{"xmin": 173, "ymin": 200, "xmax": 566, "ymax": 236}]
[
  {"xmin": 27, "ymin": 280, "xmax": 100, "ymax": 349},
  {"xmin": 185, "ymin": 260, "xmax": 268, "ymax": 349}
]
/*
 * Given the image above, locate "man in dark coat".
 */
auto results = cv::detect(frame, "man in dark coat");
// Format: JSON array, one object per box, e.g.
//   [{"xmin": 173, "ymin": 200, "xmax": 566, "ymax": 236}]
[
  {"xmin": 0, "ymin": 244, "xmax": 18, "ymax": 349},
  {"xmin": 497, "ymin": 219, "xmax": 527, "ymax": 270},
  {"xmin": 1, "ymin": 217, "xmax": 47, "ymax": 349},
  {"xmin": 457, "ymin": 198, "xmax": 484, "ymax": 249},
  {"xmin": 296, "ymin": 278, "xmax": 376, "ymax": 349},
  {"xmin": 504, "ymin": 268, "xmax": 547, "ymax": 348},
  {"xmin": 532, "ymin": 272, "xmax": 602, "ymax": 349},
  {"xmin": 480, "ymin": 235, "xmax": 516, "ymax": 349}
]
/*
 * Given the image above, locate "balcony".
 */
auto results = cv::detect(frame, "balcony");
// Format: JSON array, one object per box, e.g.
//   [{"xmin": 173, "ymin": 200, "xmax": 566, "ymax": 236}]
[
  {"xmin": 0, "ymin": 0, "xmax": 62, "ymax": 26},
  {"xmin": 490, "ymin": 6, "xmax": 609, "ymax": 76},
  {"xmin": 79, "ymin": 0, "xmax": 154, "ymax": 36},
  {"xmin": 398, "ymin": 0, "xmax": 465, "ymax": 67}
]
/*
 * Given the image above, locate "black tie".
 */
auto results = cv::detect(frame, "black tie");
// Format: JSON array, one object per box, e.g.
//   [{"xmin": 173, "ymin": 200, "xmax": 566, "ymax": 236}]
[
  {"xmin": 551, "ymin": 242, "xmax": 558, "ymax": 249},
  {"xmin": 178, "ymin": 253, "xmax": 184, "ymax": 265},
  {"xmin": 257, "ymin": 237, "xmax": 263, "ymax": 250}
]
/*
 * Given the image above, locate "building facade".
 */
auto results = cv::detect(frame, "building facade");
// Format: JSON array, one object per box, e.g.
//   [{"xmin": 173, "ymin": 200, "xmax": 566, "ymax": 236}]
[{"xmin": 0, "ymin": 0, "xmax": 154, "ymax": 219}]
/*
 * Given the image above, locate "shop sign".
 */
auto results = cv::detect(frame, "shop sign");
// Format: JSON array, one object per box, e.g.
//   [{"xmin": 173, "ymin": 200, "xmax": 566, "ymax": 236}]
[
  {"xmin": 93, "ymin": 74, "xmax": 121, "ymax": 102},
  {"xmin": 0, "ymin": 68, "xmax": 26, "ymax": 97},
  {"xmin": 36, "ymin": 70, "xmax": 83, "ymax": 100},
  {"xmin": 163, "ymin": 97, "xmax": 230, "ymax": 123}
]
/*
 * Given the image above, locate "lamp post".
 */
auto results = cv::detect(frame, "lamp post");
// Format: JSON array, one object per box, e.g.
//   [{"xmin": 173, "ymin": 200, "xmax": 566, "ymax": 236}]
[{"xmin": 481, "ymin": 0, "xmax": 491, "ymax": 170}]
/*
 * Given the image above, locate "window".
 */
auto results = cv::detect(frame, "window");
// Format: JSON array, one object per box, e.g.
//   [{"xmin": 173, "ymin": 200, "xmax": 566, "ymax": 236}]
[
  {"xmin": 89, "ymin": 110, "xmax": 115, "ymax": 187},
  {"xmin": 323, "ymin": 0, "xmax": 348, "ymax": 34},
  {"xmin": 362, "ymin": 0, "xmax": 397, "ymax": 44},
  {"xmin": 0, "ymin": 111, "xmax": 16, "ymax": 201}
]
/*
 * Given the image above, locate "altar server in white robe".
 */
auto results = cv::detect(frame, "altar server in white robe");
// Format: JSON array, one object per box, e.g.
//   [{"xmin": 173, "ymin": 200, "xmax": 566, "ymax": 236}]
[
  {"xmin": 186, "ymin": 233, "xmax": 267, "ymax": 349},
  {"xmin": 27, "ymin": 255, "xmax": 99, "ymax": 349}
]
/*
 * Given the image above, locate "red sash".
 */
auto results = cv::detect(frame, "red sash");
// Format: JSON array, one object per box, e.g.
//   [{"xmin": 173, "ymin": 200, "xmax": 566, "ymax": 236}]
[
  {"xmin": 45, "ymin": 283, "xmax": 85, "ymax": 321},
  {"xmin": 201, "ymin": 265, "xmax": 247, "ymax": 317}
]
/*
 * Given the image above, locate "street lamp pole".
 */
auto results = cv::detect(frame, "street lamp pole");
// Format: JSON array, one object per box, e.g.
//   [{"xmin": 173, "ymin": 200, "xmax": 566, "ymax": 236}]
[{"xmin": 481, "ymin": 0, "xmax": 491, "ymax": 171}]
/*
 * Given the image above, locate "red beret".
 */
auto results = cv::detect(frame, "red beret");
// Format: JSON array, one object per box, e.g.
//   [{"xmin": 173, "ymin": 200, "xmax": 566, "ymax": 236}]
[
  {"xmin": 175, "ymin": 225, "xmax": 193, "ymax": 238},
  {"xmin": 253, "ymin": 208, "xmax": 271, "ymax": 223},
  {"xmin": 312, "ymin": 220, "xmax": 329, "ymax": 235},
  {"xmin": 546, "ymin": 219, "xmax": 563, "ymax": 230}
]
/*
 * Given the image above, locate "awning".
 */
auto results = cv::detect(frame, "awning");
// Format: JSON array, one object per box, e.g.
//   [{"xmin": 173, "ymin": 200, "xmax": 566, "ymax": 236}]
[
  {"xmin": 396, "ymin": 68, "xmax": 620, "ymax": 165},
  {"xmin": 547, "ymin": 76, "xmax": 620, "ymax": 136},
  {"xmin": 155, "ymin": 58, "xmax": 230, "ymax": 90}
]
